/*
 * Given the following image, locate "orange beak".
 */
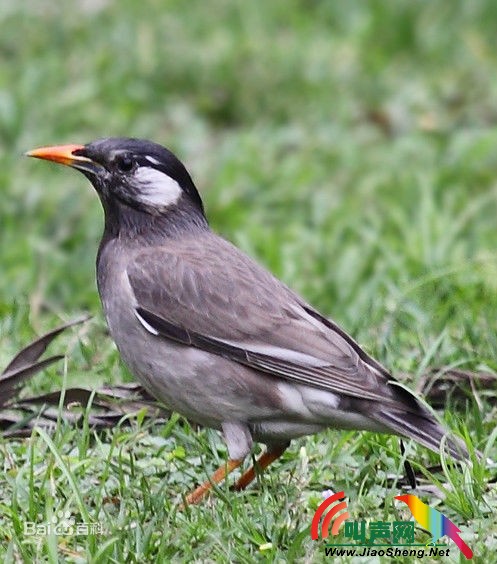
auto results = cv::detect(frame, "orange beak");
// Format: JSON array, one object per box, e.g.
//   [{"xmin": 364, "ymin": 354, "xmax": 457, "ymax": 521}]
[
  {"xmin": 26, "ymin": 144, "xmax": 103, "ymax": 176},
  {"xmin": 26, "ymin": 144, "xmax": 87, "ymax": 166}
]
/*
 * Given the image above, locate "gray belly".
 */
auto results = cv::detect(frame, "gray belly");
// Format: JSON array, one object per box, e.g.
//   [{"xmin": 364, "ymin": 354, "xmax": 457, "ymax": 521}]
[
  {"xmin": 103, "ymin": 299, "xmax": 286, "ymax": 430},
  {"xmin": 118, "ymin": 331, "xmax": 280, "ymax": 428}
]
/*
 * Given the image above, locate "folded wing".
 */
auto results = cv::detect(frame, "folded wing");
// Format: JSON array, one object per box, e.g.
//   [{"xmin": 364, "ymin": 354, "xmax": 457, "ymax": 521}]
[{"xmin": 127, "ymin": 235, "xmax": 467, "ymax": 459}]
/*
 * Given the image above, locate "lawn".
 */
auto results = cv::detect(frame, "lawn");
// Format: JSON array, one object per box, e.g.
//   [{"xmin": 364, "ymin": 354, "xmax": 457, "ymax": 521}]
[{"xmin": 1, "ymin": 0, "xmax": 496, "ymax": 561}]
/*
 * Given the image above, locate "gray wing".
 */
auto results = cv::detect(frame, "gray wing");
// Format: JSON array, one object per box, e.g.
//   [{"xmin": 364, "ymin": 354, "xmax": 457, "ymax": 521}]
[
  {"xmin": 126, "ymin": 235, "xmax": 468, "ymax": 460},
  {"xmin": 126, "ymin": 235, "xmax": 401, "ymax": 406}
]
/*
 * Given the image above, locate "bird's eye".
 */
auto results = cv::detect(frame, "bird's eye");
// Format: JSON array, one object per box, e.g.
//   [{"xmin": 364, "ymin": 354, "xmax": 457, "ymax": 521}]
[{"xmin": 115, "ymin": 155, "xmax": 134, "ymax": 173}]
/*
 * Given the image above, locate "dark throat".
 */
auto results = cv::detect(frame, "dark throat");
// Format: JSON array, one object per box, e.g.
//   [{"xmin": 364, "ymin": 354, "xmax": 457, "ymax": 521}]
[{"xmin": 97, "ymin": 195, "xmax": 209, "ymax": 265}]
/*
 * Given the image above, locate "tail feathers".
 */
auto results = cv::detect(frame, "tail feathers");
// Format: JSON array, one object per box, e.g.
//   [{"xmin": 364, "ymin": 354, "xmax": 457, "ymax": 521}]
[
  {"xmin": 452, "ymin": 532, "xmax": 473, "ymax": 559},
  {"xmin": 374, "ymin": 408, "xmax": 468, "ymax": 461}
]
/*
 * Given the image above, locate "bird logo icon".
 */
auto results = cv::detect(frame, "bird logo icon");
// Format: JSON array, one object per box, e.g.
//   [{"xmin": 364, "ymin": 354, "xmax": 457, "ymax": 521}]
[{"xmin": 395, "ymin": 494, "xmax": 473, "ymax": 559}]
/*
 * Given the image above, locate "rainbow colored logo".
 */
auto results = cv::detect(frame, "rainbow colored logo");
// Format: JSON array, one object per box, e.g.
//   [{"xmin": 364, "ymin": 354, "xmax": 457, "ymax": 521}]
[{"xmin": 395, "ymin": 494, "xmax": 473, "ymax": 559}]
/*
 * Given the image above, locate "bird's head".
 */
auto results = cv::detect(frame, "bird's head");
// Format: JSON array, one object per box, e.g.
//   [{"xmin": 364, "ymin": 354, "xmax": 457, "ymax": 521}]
[
  {"xmin": 26, "ymin": 138, "xmax": 206, "ymax": 229},
  {"xmin": 394, "ymin": 494, "xmax": 411, "ymax": 506}
]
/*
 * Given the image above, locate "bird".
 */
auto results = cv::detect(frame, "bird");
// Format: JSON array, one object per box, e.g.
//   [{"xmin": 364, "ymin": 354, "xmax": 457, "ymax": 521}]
[
  {"xmin": 27, "ymin": 138, "xmax": 468, "ymax": 504},
  {"xmin": 395, "ymin": 494, "xmax": 473, "ymax": 559}
]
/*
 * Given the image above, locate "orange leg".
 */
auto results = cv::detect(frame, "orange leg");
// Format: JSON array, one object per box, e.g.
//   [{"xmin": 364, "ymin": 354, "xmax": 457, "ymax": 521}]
[
  {"xmin": 233, "ymin": 446, "xmax": 287, "ymax": 491},
  {"xmin": 184, "ymin": 458, "xmax": 243, "ymax": 505}
]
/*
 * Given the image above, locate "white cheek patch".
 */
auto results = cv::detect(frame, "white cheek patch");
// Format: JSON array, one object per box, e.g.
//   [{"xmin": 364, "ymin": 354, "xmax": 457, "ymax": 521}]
[{"xmin": 133, "ymin": 167, "xmax": 182, "ymax": 207}]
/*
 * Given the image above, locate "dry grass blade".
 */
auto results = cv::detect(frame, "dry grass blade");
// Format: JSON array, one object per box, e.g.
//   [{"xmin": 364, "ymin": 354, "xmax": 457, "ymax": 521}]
[
  {"xmin": 17, "ymin": 383, "xmax": 164, "ymax": 417},
  {"xmin": 0, "ymin": 316, "xmax": 89, "ymax": 433},
  {"xmin": 0, "ymin": 316, "xmax": 90, "ymax": 408},
  {"xmin": 0, "ymin": 355, "xmax": 64, "ymax": 405},
  {"xmin": 2, "ymin": 316, "xmax": 90, "ymax": 376},
  {"xmin": 2, "ymin": 383, "xmax": 168, "ymax": 438},
  {"xmin": 419, "ymin": 368, "xmax": 496, "ymax": 408}
]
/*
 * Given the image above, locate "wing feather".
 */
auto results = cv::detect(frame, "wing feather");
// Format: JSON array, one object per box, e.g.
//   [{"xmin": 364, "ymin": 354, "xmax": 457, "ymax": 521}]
[{"xmin": 127, "ymin": 235, "xmax": 399, "ymax": 405}]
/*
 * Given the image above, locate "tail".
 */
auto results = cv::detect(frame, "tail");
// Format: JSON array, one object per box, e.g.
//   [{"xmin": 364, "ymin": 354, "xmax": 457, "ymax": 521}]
[
  {"xmin": 451, "ymin": 532, "xmax": 473, "ymax": 559},
  {"xmin": 374, "ymin": 400, "xmax": 469, "ymax": 461}
]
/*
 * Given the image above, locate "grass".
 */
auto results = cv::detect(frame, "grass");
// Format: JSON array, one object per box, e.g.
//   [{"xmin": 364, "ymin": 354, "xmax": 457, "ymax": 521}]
[{"xmin": 1, "ymin": 0, "xmax": 497, "ymax": 561}]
